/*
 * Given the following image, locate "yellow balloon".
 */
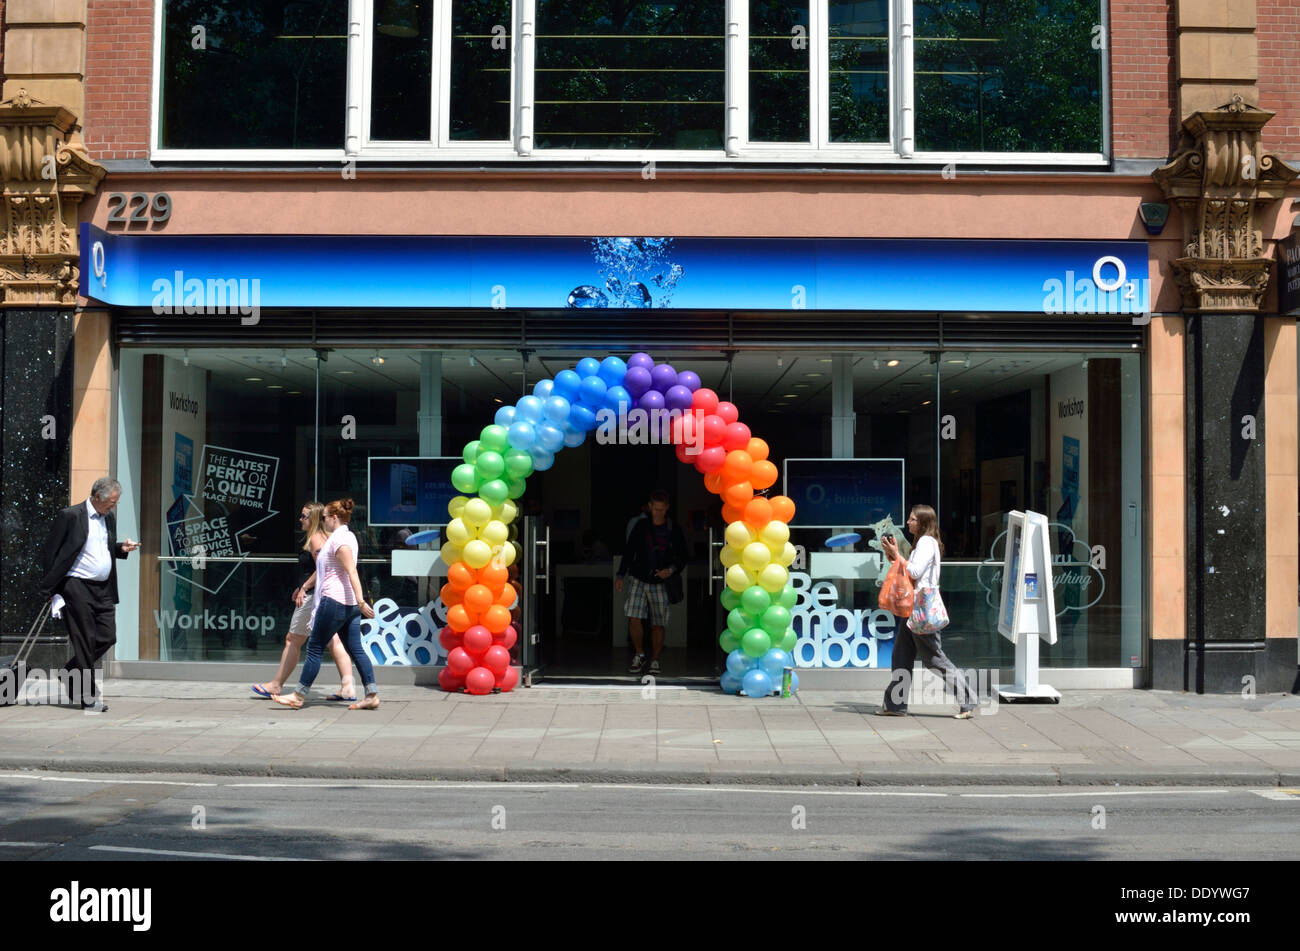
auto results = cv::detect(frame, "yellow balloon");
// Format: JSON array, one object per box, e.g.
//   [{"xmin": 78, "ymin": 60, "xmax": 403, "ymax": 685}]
[
  {"xmin": 446, "ymin": 517, "xmax": 471, "ymax": 547},
  {"xmin": 726, "ymin": 564, "xmax": 756, "ymax": 593},
  {"xmin": 725, "ymin": 521, "xmax": 755, "ymax": 550},
  {"xmin": 491, "ymin": 542, "xmax": 518, "ymax": 569},
  {"xmin": 758, "ymin": 563, "xmax": 788, "ymax": 593},
  {"xmin": 463, "ymin": 539, "xmax": 493, "ymax": 569},
  {"xmin": 495, "ymin": 499, "xmax": 518, "ymax": 525},
  {"xmin": 760, "ymin": 520, "xmax": 789, "ymax": 549},
  {"xmin": 448, "ymin": 496, "xmax": 469, "ymax": 520},
  {"xmin": 742, "ymin": 541, "xmax": 773, "ymax": 572},
  {"xmin": 463, "ymin": 497, "xmax": 492, "ymax": 528},
  {"xmin": 719, "ymin": 546, "xmax": 739, "ymax": 568},
  {"xmin": 480, "ymin": 519, "xmax": 509, "ymax": 546},
  {"xmin": 439, "ymin": 542, "xmax": 462, "ymax": 566},
  {"xmin": 779, "ymin": 541, "xmax": 798, "ymax": 567}
]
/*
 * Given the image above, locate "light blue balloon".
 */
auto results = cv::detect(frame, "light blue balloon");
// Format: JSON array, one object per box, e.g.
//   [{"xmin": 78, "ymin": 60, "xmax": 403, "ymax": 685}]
[
  {"xmin": 507, "ymin": 420, "xmax": 537, "ymax": 450},
  {"xmin": 790, "ymin": 672, "xmax": 800, "ymax": 693},
  {"xmin": 562, "ymin": 425, "xmax": 586, "ymax": 448},
  {"xmin": 742, "ymin": 668, "xmax": 774, "ymax": 698},
  {"xmin": 553, "ymin": 369, "xmax": 582, "ymax": 400},
  {"xmin": 576, "ymin": 357, "xmax": 601, "ymax": 378},
  {"xmin": 760, "ymin": 648, "xmax": 792, "ymax": 680},
  {"xmin": 533, "ymin": 378, "xmax": 554, "ymax": 399},
  {"xmin": 544, "ymin": 395, "xmax": 571, "ymax": 423},
  {"xmin": 569, "ymin": 403, "xmax": 598, "ymax": 432},
  {"xmin": 530, "ymin": 447, "xmax": 555, "ymax": 471},
  {"xmin": 578, "ymin": 375, "xmax": 607, "ymax": 406},
  {"xmin": 726, "ymin": 648, "xmax": 756, "ymax": 678},
  {"xmin": 720, "ymin": 672, "xmax": 742, "ymax": 695},
  {"xmin": 597, "ymin": 356, "xmax": 628, "ymax": 387},
  {"xmin": 603, "ymin": 385, "xmax": 631, "ymax": 413},
  {"xmin": 536, "ymin": 422, "xmax": 565, "ymax": 452},
  {"xmin": 494, "ymin": 405, "xmax": 516, "ymax": 428},
  {"xmin": 516, "ymin": 395, "xmax": 545, "ymax": 422}
]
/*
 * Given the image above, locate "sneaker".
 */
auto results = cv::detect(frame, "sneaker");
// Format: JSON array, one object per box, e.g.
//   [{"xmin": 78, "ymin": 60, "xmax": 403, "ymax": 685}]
[
  {"xmin": 628, "ymin": 653, "xmax": 646, "ymax": 673},
  {"xmin": 953, "ymin": 709, "xmax": 975, "ymax": 719},
  {"xmin": 648, "ymin": 660, "xmax": 661, "ymax": 675}
]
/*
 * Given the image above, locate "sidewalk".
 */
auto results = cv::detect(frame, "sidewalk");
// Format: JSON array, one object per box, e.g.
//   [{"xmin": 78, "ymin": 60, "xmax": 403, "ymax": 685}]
[{"xmin": 1, "ymin": 678, "xmax": 1299, "ymax": 786}]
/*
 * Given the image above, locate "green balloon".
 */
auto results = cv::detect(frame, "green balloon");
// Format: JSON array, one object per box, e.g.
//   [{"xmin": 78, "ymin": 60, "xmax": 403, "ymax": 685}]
[
  {"xmin": 777, "ymin": 584, "xmax": 799, "ymax": 609},
  {"xmin": 719, "ymin": 630, "xmax": 741, "ymax": 653},
  {"xmin": 479, "ymin": 478, "xmax": 510, "ymax": 506},
  {"xmin": 475, "ymin": 450, "xmax": 505, "ymax": 480},
  {"xmin": 479, "ymin": 424, "xmax": 510, "ymax": 453},
  {"xmin": 504, "ymin": 448, "xmax": 534, "ymax": 479},
  {"xmin": 741, "ymin": 627, "xmax": 772, "ymax": 658},
  {"xmin": 726, "ymin": 608, "xmax": 753, "ymax": 636},
  {"xmin": 741, "ymin": 585, "xmax": 772, "ymax": 616},
  {"xmin": 760, "ymin": 605, "xmax": 791, "ymax": 636},
  {"xmin": 462, "ymin": 440, "xmax": 481, "ymax": 466},
  {"xmin": 506, "ymin": 477, "xmax": 527, "ymax": 500},
  {"xmin": 451, "ymin": 463, "xmax": 480, "ymax": 494},
  {"xmin": 719, "ymin": 588, "xmax": 741, "ymax": 611},
  {"xmin": 779, "ymin": 627, "xmax": 797, "ymax": 652}
]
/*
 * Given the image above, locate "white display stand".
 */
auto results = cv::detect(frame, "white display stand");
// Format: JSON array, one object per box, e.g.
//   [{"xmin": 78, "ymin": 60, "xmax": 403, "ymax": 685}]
[{"xmin": 996, "ymin": 510, "xmax": 1061, "ymax": 702}]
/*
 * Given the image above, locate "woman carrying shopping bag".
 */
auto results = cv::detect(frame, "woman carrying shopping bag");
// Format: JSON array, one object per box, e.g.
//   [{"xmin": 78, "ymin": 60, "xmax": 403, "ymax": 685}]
[{"xmin": 877, "ymin": 504, "xmax": 979, "ymax": 719}]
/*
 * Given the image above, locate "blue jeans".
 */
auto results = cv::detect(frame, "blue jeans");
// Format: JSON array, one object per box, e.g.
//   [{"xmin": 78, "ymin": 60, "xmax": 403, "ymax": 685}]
[{"xmin": 296, "ymin": 597, "xmax": 378, "ymax": 697}]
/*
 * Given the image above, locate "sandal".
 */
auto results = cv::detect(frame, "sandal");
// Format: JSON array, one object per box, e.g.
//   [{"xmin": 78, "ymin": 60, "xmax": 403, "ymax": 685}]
[
  {"xmin": 953, "ymin": 710, "xmax": 975, "ymax": 719},
  {"xmin": 325, "ymin": 693, "xmax": 358, "ymax": 702},
  {"xmin": 271, "ymin": 692, "xmax": 304, "ymax": 709}
]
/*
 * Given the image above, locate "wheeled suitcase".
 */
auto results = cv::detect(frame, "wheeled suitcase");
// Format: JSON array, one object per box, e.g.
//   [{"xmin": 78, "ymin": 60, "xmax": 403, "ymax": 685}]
[{"xmin": 1, "ymin": 601, "xmax": 50, "ymax": 707}]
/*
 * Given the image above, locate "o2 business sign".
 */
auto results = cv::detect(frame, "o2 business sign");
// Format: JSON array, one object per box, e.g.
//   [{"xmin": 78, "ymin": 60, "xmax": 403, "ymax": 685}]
[{"xmin": 782, "ymin": 458, "xmax": 905, "ymax": 528}]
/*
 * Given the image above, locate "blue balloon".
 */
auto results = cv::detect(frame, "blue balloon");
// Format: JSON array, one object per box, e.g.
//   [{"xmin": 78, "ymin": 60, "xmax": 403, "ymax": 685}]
[
  {"xmin": 533, "ymin": 378, "xmax": 555, "ymax": 399},
  {"xmin": 553, "ymin": 370, "xmax": 582, "ymax": 400},
  {"xmin": 544, "ymin": 395, "xmax": 571, "ymax": 423},
  {"xmin": 603, "ymin": 385, "xmax": 631, "ymax": 413},
  {"xmin": 516, "ymin": 395, "xmax": 544, "ymax": 422},
  {"xmin": 576, "ymin": 357, "xmax": 601, "ymax": 378},
  {"xmin": 530, "ymin": 447, "xmax": 555, "ymax": 471},
  {"xmin": 742, "ymin": 668, "xmax": 774, "ymax": 698},
  {"xmin": 597, "ymin": 356, "xmax": 628, "ymax": 388},
  {"xmin": 760, "ymin": 648, "xmax": 792, "ymax": 680},
  {"xmin": 790, "ymin": 671, "xmax": 800, "ymax": 693},
  {"xmin": 676, "ymin": 370, "xmax": 702, "ymax": 392},
  {"xmin": 507, "ymin": 420, "xmax": 537, "ymax": 450},
  {"xmin": 726, "ymin": 649, "xmax": 757, "ymax": 678},
  {"xmin": 562, "ymin": 425, "xmax": 586, "ymax": 448},
  {"xmin": 578, "ymin": 375, "xmax": 607, "ymax": 406},
  {"xmin": 494, "ymin": 405, "xmax": 517, "ymax": 428},
  {"xmin": 536, "ymin": 422, "xmax": 565, "ymax": 452},
  {"xmin": 720, "ymin": 672, "xmax": 742, "ymax": 695},
  {"xmin": 569, "ymin": 403, "xmax": 598, "ymax": 432}
]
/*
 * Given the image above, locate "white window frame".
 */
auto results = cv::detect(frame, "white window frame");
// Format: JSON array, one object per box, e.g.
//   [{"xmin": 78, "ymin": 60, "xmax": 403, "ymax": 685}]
[{"xmin": 150, "ymin": 0, "xmax": 1108, "ymax": 165}]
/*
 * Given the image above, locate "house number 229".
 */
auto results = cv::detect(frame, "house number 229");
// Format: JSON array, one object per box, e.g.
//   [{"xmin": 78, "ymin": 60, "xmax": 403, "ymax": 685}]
[{"xmin": 105, "ymin": 192, "xmax": 171, "ymax": 226}]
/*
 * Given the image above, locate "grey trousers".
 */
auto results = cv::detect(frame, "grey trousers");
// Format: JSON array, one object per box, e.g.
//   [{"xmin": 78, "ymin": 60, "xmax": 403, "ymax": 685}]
[{"xmin": 883, "ymin": 626, "xmax": 979, "ymax": 713}]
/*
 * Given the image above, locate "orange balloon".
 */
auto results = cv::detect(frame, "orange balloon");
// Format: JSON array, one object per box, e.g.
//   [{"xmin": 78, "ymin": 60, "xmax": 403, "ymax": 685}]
[
  {"xmin": 483, "ymin": 604, "xmax": 512, "ymax": 634},
  {"xmin": 722, "ymin": 481, "xmax": 754, "ymax": 507},
  {"xmin": 478, "ymin": 563, "xmax": 509, "ymax": 590},
  {"xmin": 750, "ymin": 460, "xmax": 779, "ymax": 491},
  {"xmin": 743, "ymin": 497, "xmax": 773, "ymax": 529},
  {"xmin": 721, "ymin": 502, "xmax": 746, "ymax": 524},
  {"xmin": 440, "ymin": 583, "xmax": 463, "ymax": 606},
  {"xmin": 447, "ymin": 562, "xmax": 475, "ymax": 591},
  {"xmin": 722, "ymin": 450, "xmax": 753, "ymax": 481},
  {"xmin": 703, "ymin": 472, "xmax": 725, "ymax": 494},
  {"xmin": 498, "ymin": 582, "xmax": 520, "ymax": 607},
  {"xmin": 464, "ymin": 583, "xmax": 494, "ymax": 614},
  {"xmin": 447, "ymin": 603, "xmax": 472, "ymax": 632},
  {"xmin": 746, "ymin": 438, "xmax": 769, "ymax": 462},
  {"xmin": 769, "ymin": 494, "xmax": 796, "ymax": 524}
]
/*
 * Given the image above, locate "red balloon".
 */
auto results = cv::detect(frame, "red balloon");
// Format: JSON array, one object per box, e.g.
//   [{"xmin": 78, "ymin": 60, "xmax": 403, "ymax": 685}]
[
  {"xmin": 701, "ymin": 414, "xmax": 726, "ymax": 446},
  {"xmin": 496, "ymin": 666, "xmax": 520, "ymax": 691},
  {"xmin": 494, "ymin": 625, "xmax": 518, "ymax": 650},
  {"xmin": 463, "ymin": 625, "xmax": 493, "ymax": 655},
  {"xmin": 483, "ymin": 645, "xmax": 511, "ymax": 675},
  {"xmin": 675, "ymin": 441, "xmax": 693, "ymax": 465},
  {"xmin": 438, "ymin": 626, "xmax": 463, "ymax": 652},
  {"xmin": 716, "ymin": 401, "xmax": 739, "ymax": 424},
  {"xmin": 438, "ymin": 667, "xmax": 465, "ymax": 692},
  {"xmin": 697, "ymin": 446, "xmax": 726, "ymax": 473},
  {"xmin": 692, "ymin": 387, "xmax": 719, "ymax": 415},
  {"xmin": 722, "ymin": 422, "xmax": 752, "ymax": 451},
  {"xmin": 447, "ymin": 646, "xmax": 474, "ymax": 675},
  {"xmin": 465, "ymin": 666, "xmax": 495, "ymax": 695}
]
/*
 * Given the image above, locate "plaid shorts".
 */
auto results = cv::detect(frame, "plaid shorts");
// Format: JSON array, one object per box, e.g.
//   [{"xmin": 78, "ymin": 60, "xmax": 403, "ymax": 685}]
[{"xmin": 622, "ymin": 576, "xmax": 670, "ymax": 626}]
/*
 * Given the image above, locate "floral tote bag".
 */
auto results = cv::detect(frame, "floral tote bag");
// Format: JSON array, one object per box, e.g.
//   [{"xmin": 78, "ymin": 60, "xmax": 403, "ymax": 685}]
[{"xmin": 908, "ymin": 587, "xmax": 950, "ymax": 635}]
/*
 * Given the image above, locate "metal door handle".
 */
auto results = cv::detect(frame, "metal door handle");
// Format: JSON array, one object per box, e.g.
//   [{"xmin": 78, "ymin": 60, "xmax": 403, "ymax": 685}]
[{"xmin": 536, "ymin": 526, "xmax": 551, "ymax": 595}]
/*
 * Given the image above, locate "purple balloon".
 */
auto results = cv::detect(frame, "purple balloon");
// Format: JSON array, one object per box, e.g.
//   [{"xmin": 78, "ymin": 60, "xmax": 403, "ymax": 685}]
[
  {"xmin": 624, "ymin": 365, "xmax": 653, "ymax": 398},
  {"xmin": 650, "ymin": 364, "xmax": 678, "ymax": 393},
  {"xmin": 665, "ymin": 384, "xmax": 694, "ymax": 411},
  {"xmin": 637, "ymin": 389, "xmax": 666, "ymax": 411},
  {"xmin": 628, "ymin": 352, "xmax": 655, "ymax": 370},
  {"xmin": 676, "ymin": 370, "xmax": 701, "ymax": 392}
]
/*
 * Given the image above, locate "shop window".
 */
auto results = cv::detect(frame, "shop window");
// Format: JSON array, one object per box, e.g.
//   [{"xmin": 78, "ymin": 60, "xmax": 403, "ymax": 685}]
[
  {"xmin": 370, "ymin": 0, "xmax": 436, "ymax": 140},
  {"xmin": 749, "ymin": 0, "xmax": 811, "ymax": 143},
  {"xmin": 449, "ymin": 0, "xmax": 514, "ymax": 140},
  {"xmin": 827, "ymin": 0, "xmax": 889, "ymax": 143}
]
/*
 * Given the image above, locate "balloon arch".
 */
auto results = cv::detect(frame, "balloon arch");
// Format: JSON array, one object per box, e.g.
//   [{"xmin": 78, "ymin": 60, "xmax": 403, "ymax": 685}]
[{"xmin": 435, "ymin": 353, "xmax": 800, "ymax": 698}]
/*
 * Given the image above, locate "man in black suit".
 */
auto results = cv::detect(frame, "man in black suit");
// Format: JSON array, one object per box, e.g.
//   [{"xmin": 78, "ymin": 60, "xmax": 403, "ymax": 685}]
[{"xmin": 38, "ymin": 477, "xmax": 140, "ymax": 711}]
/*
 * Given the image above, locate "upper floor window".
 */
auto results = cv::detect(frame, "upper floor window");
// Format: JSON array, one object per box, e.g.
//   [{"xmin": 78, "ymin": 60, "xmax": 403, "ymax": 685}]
[{"xmin": 154, "ymin": 0, "xmax": 1105, "ymax": 162}]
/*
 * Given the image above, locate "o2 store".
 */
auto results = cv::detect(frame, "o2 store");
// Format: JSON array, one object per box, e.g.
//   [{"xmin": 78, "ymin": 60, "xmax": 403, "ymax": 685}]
[{"xmin": 83, "ymin": 226, "xmax": 1149, "ymax": 687}]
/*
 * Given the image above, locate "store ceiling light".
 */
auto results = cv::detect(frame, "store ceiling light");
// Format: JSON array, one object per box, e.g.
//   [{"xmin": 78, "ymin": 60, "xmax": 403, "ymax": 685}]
[
  {"xmin": 371, "ymin": 351, "xmax": 385, "ymax": 366},
  {"xmin": 873, "ymin": 358, "xmax": 881, "ymax": 370},
  {"xmin": 887, "ymin": 359, "xmax": 901, "ymax": 367},
  {"xmin": 182, "ymin": 349, "xmax": 190, "ymax": 367},
  {"xmin": 339, "ymin": 370, "xmax": 355, "ymax": 375},
  {"xmin": 267, "ymin": 384, "xmax": 283, "ymax": 390},
  {"xmin": 804, "ymin": 372, "xmax": 823, "ymax": 378},
  {"xmin": 245, "ymin": 377, "xmax": 262, "ymax": 382},
  {"xmin": 280, "ymin": 350, "xmax": 288, "ymax": 368}
]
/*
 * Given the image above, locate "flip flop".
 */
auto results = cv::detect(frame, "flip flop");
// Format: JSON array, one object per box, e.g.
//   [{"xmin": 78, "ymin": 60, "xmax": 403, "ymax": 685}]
[
  {"xmin": 326, "ymin": 693, "xmax": 358, "ymax": 702},
  {"xmin": 251, "ymin": 684, "xmax": 274, "ymax": 699}
]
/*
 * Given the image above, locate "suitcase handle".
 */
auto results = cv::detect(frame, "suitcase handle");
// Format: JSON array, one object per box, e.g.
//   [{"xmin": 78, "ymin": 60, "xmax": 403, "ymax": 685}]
[{"xmin": 10, "ymin": 600, "xmax": 51, "ymax": 667}]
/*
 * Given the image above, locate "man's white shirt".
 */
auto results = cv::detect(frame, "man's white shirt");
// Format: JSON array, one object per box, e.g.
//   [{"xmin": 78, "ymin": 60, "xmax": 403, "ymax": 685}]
[{"xmin": 67, "ymin": 498, "xmax": 112, "ymax": 582}]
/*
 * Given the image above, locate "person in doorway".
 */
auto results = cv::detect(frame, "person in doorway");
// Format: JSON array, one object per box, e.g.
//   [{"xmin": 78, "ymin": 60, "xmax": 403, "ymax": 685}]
[
  {"xmin": 878, "ymin": 504, "xmax": 979, "ymax": 719},
  {"xmin": 615, "ymin": 490, "xmax": 687, "ymax": 675},
  {"xmin": 38, "ymin": 477, "xmax": 141, "ymax": 711},
  {"xmin": 252, "ymin": 502, "xmax": 356, "ymax": 701},
  {"xmin": 272, "ymin": 498, "xmax": 380, "ymax": 710}
]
